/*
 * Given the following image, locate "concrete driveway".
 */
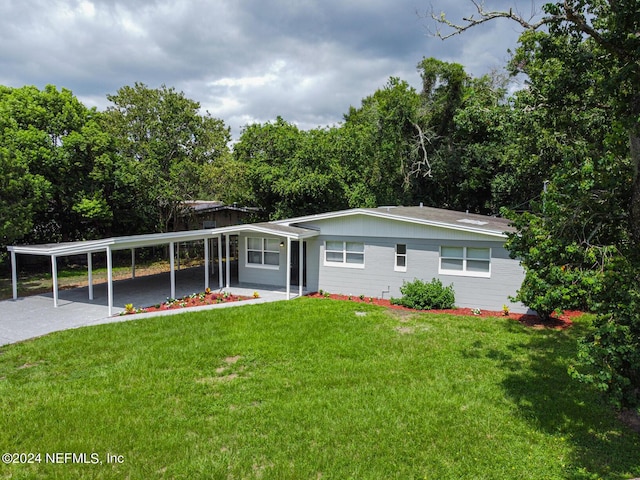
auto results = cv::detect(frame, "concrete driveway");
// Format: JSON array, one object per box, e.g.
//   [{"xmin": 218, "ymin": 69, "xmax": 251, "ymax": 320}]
[{"xmin": 0, "ymin": 266, "xmax": 295, "ymax": 346}]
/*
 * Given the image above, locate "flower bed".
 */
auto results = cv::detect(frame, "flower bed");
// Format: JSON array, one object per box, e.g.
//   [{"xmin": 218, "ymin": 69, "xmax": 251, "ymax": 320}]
[
  {"xmin": 308, "ymin": 292, "xmax": 579, "ymax": 330},
  {"xmin": 121, "ymin": 289, "xmax": 256, "ymax": 315}
]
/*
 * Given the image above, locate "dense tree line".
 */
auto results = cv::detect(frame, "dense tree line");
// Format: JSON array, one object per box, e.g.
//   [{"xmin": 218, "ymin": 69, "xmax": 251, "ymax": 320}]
[
  {"xmin": 1, "ymin": 0, "xmax": 638, "ymax": 408},
  {"xmin": 0, "ymin": 83, "xmax": 232, "ymax": 254},
  {"xmin": 1, "ymin": 61, "xmax": 529, "ymax": 256}
]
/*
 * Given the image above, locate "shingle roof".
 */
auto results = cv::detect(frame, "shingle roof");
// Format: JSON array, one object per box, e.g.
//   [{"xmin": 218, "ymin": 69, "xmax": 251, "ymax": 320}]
[
  {"xmin": 276, "ymin": 206, "xmax": 514, "ymax": 237},
  {"xmin": 363, "ymin": 206, "xmax": 515, "ymax": 234}
]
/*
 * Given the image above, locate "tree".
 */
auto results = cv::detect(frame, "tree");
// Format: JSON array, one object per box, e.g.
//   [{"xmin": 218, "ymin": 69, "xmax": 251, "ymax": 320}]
[
  {"xmin": 0, "ymin": 85, "xmax": 104, "ymax": 243},
  {"xmin": 234, "ymin": 117, "xmax": 348, "ymax": 219},
  {"xmin": 0, "ymin": 147, "xmax": 49, "ymax": 261},
  {"xmin": 343, "ymin": 76, "xmax": 431, "ymax": 207},
  {"xmin": 434, "ymin": 1, "xmax": 640, "ymax": 407},
  {"xmin": 103, "ymin": 83, "xmax": 231, "ymax": 232},
  {"xmin": 415, "ymin": 59, "xmax": 513, "ymax": 213}
]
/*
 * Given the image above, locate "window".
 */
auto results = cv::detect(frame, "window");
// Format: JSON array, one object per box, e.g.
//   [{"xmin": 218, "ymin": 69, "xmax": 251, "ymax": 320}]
[
  {"xmin": 395, "ymin": 244, "xmax": 407, "ymax": 272},
  {"xmin": 325, "ymin": 241, "xmax": 364, "ymax": 267},
  {"xmin": 439, "ymin": 246, "xmax": 490, "ymax": 277},
  {"xmin": 246, "ymin": 237, "xmax": 280, "ymax": 268}
]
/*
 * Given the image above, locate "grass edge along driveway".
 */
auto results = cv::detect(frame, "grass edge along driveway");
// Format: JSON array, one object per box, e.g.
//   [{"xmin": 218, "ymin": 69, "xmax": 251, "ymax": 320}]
[{"xmin": 0, "ymin": 298, "xmax": 638, "ymax": 479}]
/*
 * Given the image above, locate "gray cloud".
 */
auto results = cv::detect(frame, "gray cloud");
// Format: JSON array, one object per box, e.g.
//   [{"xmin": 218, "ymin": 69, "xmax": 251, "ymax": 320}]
[{"xmin": 0, "ymin": 0, "xmax": 535, "ymax": 138}]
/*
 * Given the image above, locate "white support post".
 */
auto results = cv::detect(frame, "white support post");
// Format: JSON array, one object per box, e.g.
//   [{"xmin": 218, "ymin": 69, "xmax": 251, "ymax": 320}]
[
  {"xmin": 170, "ymin": 242, "xmax": 176, "ymax": 300},
  {"xmin": 218, "ymin": 236, "xmax": 223, "ymax": 289},
  {"xmin": 131, "ymin": 248, "xmax": 136, "ymax": 279},
  {"xmin": 87, "ymin": 252, "xmax": 94, "ymax": 300},
  {"xmin": 51, "ymin": 255, "xmax": 59, "ymax": 308},
  {"xmin": 214, "ymin": 238, "xmax": 216, "ymax": 272},
  {"xmin": 286, "ymin": 237, "xmax": 291, "ymax": 300},
  {"xmin": 10, "ymin": 250, "xmax": 18, "ymax": 300},
  {"xmin": 204, "ymin": 237, "xmax": 210, "ymax": 291},
  {"xmin": 225, "ymin": 235, "xmax": 230, "ymax": 289},
  {"xmin": 106, "ymin": 247, "xmax": 113, "ymax": 316},
  {"xmin": 177, "ymin": 242, "xmax": 180, "ymax": 271},
  {"xmin": 299, "ymin": 239, "xmax": 303, "ymax": 298}
]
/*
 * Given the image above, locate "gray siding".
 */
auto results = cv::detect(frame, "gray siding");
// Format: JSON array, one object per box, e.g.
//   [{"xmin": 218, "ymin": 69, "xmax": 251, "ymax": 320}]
[
  {"xmin": 304, "ymin": 238, "xmax": 320, "ymax": 292},
  {"xmin": 314, "ymin": 236, "xmax": 527, "ymax": 312},
  {"xmin": 237, "ymin": 234, "xmax": 320, "ymax": 292}
]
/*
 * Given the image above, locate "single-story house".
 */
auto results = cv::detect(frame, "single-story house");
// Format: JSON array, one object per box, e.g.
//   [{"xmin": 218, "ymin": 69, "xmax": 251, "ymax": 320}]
[
  {"xmin": 228, "ymin": 205, "xmax": 527, "ymax": 312},
  {"xmin": 7, "ymin": 205, "xmax": 528, "ymax": 315}
]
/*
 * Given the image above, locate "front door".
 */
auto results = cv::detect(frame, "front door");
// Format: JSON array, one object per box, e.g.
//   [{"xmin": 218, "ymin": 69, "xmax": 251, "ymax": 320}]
[{"xmin": 290, "ymin": 241, "xmax": 307, "ymax": 287}]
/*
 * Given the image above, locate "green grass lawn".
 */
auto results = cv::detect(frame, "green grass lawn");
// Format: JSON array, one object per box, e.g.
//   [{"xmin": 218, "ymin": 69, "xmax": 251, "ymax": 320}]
[{"xmin": 0, "ymin": 298, "xmax": 638, "ymax": 479}]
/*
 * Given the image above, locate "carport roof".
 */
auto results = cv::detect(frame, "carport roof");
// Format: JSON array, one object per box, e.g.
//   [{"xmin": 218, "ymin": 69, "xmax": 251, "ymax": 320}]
[{"xmin": 7, "ymin": 223, "xmax": 319, "ymax": 257}]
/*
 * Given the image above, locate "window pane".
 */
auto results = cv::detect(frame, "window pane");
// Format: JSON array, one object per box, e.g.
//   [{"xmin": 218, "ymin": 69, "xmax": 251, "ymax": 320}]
[
  {"xmin": 441, "ymin": 258, "xmax": 463, "ymax": 270},
  {"xmin": 264, "ymin": 252, "xmax": 279, "ymax": 265},
  {"xmin": 326, "ymin": 241, "xmax": 343, "ymax": 251},
  {"xmin": 346, "ymin": 253, "xmax": 364, "ymax": 264},
  {"xmin": 467, "ymin": 247, "xmax": 490, "ymax": 260},
  {"xmin": 441, "ymin": 246, "xmax": 463, "ymax": 258},
  {"xmin": 247, "ymin": 251, "xmax": 262, "ymax": 264},
  {"xmin": 346, "ymin": 242, "xmax": 364, "ymax": 253},
  {"xmin": 326, "ymin": 251, "xmax": 344, "ymax": 262},
  {"xmin": 265, "ymin": 238, "xmax": 280, "ymax": 251},
  {"xmin": 467, "ymin": 260, "xmax": 490, "ymax": 272},
  {"xmin": 396, "ymin": 256, "xmax": 406, "ymax": 267},
  {"xmin": 247, "ymin": 238, "xmax": 261, "ymax": 250},
  {"xmin": 396, "ymin": 244, "xmax": 406, "ymax": 255}
]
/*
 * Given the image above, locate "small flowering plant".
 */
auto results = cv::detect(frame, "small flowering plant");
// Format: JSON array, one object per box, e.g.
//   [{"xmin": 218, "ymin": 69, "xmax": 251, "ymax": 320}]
[
  {"xmin": 120, "ymin": 290, "xmax": 251, "ymax": 315},
  {"xmin": 472, "ymin": 308, "xmax": 481, "ymax": 316}
]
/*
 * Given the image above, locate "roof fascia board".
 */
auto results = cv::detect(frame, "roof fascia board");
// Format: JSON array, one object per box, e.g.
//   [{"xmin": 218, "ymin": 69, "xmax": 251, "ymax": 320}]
[{"xmin": 213, "ymin": 224, "xmax": 319, "ymax": 239}]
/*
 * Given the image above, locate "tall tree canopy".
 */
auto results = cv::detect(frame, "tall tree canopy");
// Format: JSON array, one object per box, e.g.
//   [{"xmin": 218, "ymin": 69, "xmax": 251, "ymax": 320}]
[
  {"xmin": 0, "ymin": 85, "xmax": 107, "ymax": 244},
  {"xmin": 103, "ymin": 83, "xmax": 231, "ymax": 232},
  {"xmin": 233, "ymin": 117, "xmax": 347, "ymax": 219},
  {"xmin": 435, "ymin": 0, "xmax": 640, "ymax": 407}
]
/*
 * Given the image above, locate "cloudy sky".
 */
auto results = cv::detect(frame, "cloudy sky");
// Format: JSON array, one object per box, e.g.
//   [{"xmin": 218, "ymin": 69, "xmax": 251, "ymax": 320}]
[{"xmin": 0, "ymin": 0, "xmax": 539, "ymax": 139}]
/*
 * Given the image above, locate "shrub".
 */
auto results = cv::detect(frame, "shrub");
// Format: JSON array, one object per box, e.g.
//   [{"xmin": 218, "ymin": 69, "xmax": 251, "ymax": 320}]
[{"xmin": 390, "ymin": 278, "xmax": 455, "ymax": 310}]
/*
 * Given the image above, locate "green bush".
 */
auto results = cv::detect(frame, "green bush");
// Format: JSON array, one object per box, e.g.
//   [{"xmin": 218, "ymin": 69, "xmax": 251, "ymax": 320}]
[{"xmin": 390, "ymin": 278, "xmax": 455, "ymax": 310}]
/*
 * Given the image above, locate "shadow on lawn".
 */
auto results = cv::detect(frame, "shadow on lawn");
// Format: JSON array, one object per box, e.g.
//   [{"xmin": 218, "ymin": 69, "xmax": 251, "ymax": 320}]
[{"xmin": 495, "ymin": 321, "xmax": 640, "ymax": 479}]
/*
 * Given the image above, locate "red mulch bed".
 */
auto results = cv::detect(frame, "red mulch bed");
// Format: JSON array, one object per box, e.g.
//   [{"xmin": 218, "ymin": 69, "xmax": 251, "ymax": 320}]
[
  {"xmin": 308, "ymin": 293, "xmax": 579, "ymax": 330},
  {"xmin": 121, "ymin": 291, "xmax": 253, "ymax": 315}
]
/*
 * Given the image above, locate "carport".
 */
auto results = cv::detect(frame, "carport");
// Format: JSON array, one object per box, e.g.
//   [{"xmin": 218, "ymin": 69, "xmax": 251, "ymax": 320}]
[{"xmin": 7, "ymin": 223, "xmax": 318, "ymax": 316}]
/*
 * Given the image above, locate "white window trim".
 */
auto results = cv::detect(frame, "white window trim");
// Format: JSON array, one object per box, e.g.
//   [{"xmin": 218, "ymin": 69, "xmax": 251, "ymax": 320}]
[
  {"xmin": 245, "ymin": 237, "xmax": 280, "ymax": 270},
  {"xmin": 439, "ymin": 246, "xmax": 491, "ymax": 278},
  {"xmin": 323, "ymin": 241, "xmax": 365, "ymax": 269},
  {"xmin": 394, "ymin": 244, "xmax": 407, "ymax": 272}
]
